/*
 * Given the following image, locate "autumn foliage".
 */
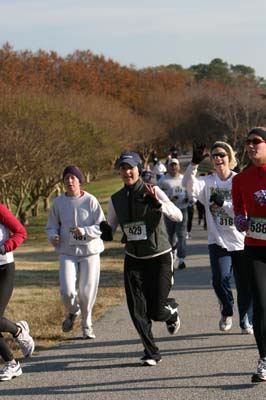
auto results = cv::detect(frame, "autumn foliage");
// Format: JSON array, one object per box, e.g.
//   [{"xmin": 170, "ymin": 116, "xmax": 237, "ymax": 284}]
[{"xmin": 1, "ymin": 43, "xmax": 266, "ymax": 222}]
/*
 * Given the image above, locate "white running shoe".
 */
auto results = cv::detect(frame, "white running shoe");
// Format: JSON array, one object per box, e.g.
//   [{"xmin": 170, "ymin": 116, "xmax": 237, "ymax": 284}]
[
  {"xmin": 62, "ymin": 310, "xmax": 80, "ymax": 333},
  {"xmin": 15, "ymin": 321, "xmax": 35, "ymax": 357},
  {"xmin": 219, "ymin": 316, "xmax": 232, "ymax": 332},
  {"xmin": 83, "ymin": 326, "xmax": 96, "ymax": 340},
  {"xmin": 252, "ymin": 358, "xmax": 266, "ymax": 382},
  {"xmin": 241, "ymin": 326, "xmax": 254, "ymax": 335},
  {"xmin": 0, "ymin": 362, "xmax": 22, "ymax": 381}
]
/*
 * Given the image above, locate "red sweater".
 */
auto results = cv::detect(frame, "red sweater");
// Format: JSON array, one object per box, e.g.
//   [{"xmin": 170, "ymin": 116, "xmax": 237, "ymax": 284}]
[
  {"xmin": 0, "ymin": 204, "xmax": 27, "ymax": 252},
  {"xmin": 232, "ymin": 164, "xmax": 266, "ymax": 246}
]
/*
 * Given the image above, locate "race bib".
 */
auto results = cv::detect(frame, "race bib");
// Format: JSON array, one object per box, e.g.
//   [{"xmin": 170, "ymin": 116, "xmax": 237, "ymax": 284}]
[
  {"xmin": 214, "ymin": 209, "xmax": 234, "ymax": 231},
  {"xmin": 69, "ymin": 230, "xmax": 90, "ymax": 245},
  {"xmin": 123, "ymin": 221, "xmax": 147, "ymax": 241},
  {"xmin": 247, "ymin": 217, "xmax": 266, "ymax": 240}
]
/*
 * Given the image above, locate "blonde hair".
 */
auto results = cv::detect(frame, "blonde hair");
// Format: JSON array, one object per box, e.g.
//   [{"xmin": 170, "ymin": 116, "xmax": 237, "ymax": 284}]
[{"xmin": 210, "ymin": 141, "xmax": 237, "ymax": 170}]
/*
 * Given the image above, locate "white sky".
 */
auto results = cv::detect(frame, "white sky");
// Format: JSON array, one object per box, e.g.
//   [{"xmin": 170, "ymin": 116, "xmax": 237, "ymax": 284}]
[{"xmin": 1, "ymin": 0, "xmax": 266, "ymax": 77}]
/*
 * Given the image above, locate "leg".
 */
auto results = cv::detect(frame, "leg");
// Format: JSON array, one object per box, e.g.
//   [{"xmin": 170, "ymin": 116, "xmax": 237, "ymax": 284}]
[
  {"xmin": 208, "ymin": 244, "xmax": 234, "ymax": 317},
  {"xmin": 144, "ymin": 252, "xmax": 174, "ymax": 322},
  {"xmin": 231, "ymin": 250, "xmax": 253, "ymax": 331},
  {"xmin": 59, "ymin": 255, "xmax": 80, "ymax": 315},
  {"xmin": 78, "ymin": 254, "xmax": 100, "ymax": 331},
  {"xmin": 144, "ymin": 253, "xmax": 180, "ymax": 335},
  {"xmin": 187, "ymin": 204, "xmax": 194, "ymax": 234},
  {"xmin": 124, "ymin": 255, "xmax": 161, "ymax": 361},
  {"xmin": 176, "ymin": 208, "xmax": 187, "ymax": 268},
  {"xmin": 245, "ymin": 247, "xmax": 266, "ymax": 358},
  {"xmin": 0, "ymin": 263, "xmax": 16, "ymax": 362}
]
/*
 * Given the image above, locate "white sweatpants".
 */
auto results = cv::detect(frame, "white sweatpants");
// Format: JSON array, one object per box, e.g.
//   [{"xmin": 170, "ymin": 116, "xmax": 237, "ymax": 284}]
[{"xmin": 59, "ymin": 254, "xmax": 100, "ymax": 329}]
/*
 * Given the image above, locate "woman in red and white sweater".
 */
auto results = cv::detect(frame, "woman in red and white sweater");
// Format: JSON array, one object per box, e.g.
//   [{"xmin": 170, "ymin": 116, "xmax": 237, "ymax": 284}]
[
  {"xmin": 0, "ymin": 204, "xmax": 34, "ymax": 381},
  {"xmin": 232, "ymin": 127, "xmax": 266, "ymax": 383}
]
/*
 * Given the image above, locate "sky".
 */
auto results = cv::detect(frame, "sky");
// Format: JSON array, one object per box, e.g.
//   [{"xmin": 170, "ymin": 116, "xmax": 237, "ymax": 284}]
[{"xmin": 1, "ymin": 0, "xmax": 266, "ymax": 77}]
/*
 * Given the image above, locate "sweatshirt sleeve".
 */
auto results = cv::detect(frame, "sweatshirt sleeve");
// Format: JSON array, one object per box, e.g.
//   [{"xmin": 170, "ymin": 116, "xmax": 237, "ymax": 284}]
[
  {"xmin": 82, "ymin": 197, "xmax": 105, "ymax": 239},
  {"xmin": 182, "ymin": 163, "xmax": 206, "ymax": 205},
  {"xmin": 106, "ymin": 198, "xmax": 119, "ymax": 232},
  {"xmin": 46, "ymin": 201, "xmax": 60, "ymax": 242},
  {"xmin": 154, "ymin": 186, "xmax": 183, "ymax": 222},
  {"xmin": 0, "ymin": 204, "xmax": 27, "ymax": 252}
]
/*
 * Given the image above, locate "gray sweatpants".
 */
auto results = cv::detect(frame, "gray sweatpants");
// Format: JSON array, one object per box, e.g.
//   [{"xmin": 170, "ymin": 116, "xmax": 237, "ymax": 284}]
[{"xmin": 59, "ymin": 254, "xmax": 100, "ymax": 329}]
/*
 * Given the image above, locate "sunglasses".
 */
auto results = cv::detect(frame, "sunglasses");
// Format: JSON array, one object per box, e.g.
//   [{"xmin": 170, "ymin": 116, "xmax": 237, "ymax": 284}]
[
  {"xmin": 211, "ymin": 152, "xmax": 227, "ymax": 159},
  {"xmin": 245, "ymin": 138, "xmax": 266, "ymax": 146}
]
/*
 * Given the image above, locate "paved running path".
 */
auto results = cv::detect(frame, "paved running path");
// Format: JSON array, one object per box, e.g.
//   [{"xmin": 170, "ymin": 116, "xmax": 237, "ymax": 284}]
[{"xmin": 1, "ymin": 224, "xmax": 265, "ymax": 399}]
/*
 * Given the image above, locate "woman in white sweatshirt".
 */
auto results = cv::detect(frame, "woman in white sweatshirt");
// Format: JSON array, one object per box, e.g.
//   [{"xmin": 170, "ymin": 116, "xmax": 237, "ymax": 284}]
[
  {"xmin": 182, "ymin": 142, "xmax": 253, "ymax": 334},
  {"xmin": 46, "ymin": 165, "xmax": 105, "ymax": 339}
]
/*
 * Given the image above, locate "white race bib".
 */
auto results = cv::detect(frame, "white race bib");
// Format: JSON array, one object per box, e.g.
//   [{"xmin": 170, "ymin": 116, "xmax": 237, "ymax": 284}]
[
  {"xmin": 123, "ymin": 221, "xmax": 147, "ymax": 241},
  {"xmin": 216, "ymin": 215, "xmax": 234, "ymax": 230},
  {"xmin": 247, "ymin": 217, "xmax": 266, "ymax": 240},
  {"xmin": 69, "ymin": 230, "xmax": 90, "ymax": 245},
  {"xmin": 213, "ymin": 208, "xmax": 234, "ymax": 231}
]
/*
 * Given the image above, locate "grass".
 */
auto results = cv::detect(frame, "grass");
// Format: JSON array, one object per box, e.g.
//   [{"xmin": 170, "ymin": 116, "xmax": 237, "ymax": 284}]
[{"xmin": 5, "ymin": 171, "xmax": 125, "ymax": 357}]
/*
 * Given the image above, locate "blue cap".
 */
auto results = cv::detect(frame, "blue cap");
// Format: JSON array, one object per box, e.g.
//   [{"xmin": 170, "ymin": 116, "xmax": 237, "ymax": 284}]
[{"xmin": 118, "ymin": 152, "xmax": 142, "ymax": 168}]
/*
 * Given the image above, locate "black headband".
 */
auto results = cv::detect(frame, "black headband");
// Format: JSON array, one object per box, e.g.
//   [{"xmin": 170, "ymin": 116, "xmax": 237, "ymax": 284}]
[{"xmin": 248, "ymin": 127, "xmax": 266, "ymax": 140}]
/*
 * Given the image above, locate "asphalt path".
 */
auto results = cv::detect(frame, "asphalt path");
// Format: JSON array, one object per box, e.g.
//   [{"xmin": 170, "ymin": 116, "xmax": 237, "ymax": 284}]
[{"xmin": 1, "ymin": 223, "xmax": 265, "ymax": 400}]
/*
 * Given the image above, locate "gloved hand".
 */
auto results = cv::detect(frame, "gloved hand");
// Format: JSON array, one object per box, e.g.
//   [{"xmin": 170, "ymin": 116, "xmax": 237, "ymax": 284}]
[
  {"xmin": 234, "ymin": 214, "xmax": 249, "ymax": 232},
  {"xmin": 254, "ymin": 190, "xmax": 266, "ymax": 206},
  {"xmin": 210, "ymin": 192, "xmax": 224, "ymax": 207},
  {"xmin": 143, "ymin": 194, "xmax": 162, "ymax": 209},
  {"xmin": 192, "ymin": 143, "xmax": 209, "ymax": 164},
  {"xmin": 100, "ymin": 221, "xmax": 113, "ymax": 241}
]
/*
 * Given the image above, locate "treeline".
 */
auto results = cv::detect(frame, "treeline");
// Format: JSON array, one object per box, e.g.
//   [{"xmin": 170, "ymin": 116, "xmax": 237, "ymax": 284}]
[{"xmin": 1, "ymin": 42, "xmax": 266, "ymax": 223}]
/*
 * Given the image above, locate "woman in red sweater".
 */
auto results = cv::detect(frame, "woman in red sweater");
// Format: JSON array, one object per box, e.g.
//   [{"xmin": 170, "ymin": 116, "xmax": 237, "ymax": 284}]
[
  {"xmin": 0, "ymin": 204, "xmax": 34, "ymax": 381},
  {"xmin": 232, "ymin": 127, "xmax": 266, "ymax": 383}
]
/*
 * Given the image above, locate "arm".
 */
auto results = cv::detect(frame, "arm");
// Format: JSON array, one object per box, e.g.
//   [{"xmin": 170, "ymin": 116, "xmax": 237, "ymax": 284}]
[
  {"xmin": 46, "ymin": 201, "xmax": 61, "ymax": 245},
  {"xmin": 0, "ymin": 204, "xmax": 27, "ymax": 253},
  {"xmin": 153, "ymin": 186, "xmax": 183, "ymax": 222},
  {"xmin": 182, "ymin": 164, "xmax": 206, "ymax": 204},
  {"xmin": 232, "ymin": 175, "xmax": 249, "ymax": 232},
  {"xmin": 77, "ymin": 197, "xmax": 105, "ymax": 239},
  {"xmin": 106, "ymin": 198, "xmax": 119, "ymax": 232}
]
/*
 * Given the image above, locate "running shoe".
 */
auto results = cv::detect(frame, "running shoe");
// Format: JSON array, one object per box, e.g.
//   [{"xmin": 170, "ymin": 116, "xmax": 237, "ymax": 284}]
[
  {"xmin": 166, "ymin": 313, "xmax": 181, "ymax": 335},
  {"xmin": 252, "ymin": 358, "xmax": 266, "ymax": 383},
  {"xmin": 62, "ymin": 310, "xmax": 80, "ymax": 332},
  {"xmin": 0, "ymin": 362, "xmax": 22, "ymax": 381},
  {"xmin": 241, "ymin": 326, "xmax": 254, "ymax": 335},
  {"xmin": 83, "ymin": 326, "xmax": 96, "ymax": 339},
  {"xmin": 178, "ymin": 261, "xmax": 186, "ymax": 269},
  {"xmin": 219, "ymin": 316, "xmax": 232, "ymax": 332},
  {"xmin": 15, "ymin": 320, "xmax": 35, "ymax": 357},
  {"xmin": 140, "ymin": 354, "xmax": 161, "ymax": 366}
]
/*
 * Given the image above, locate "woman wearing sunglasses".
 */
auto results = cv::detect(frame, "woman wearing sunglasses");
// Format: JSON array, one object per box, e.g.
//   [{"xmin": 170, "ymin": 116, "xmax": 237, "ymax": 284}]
[
  {"xmin": 183, "ymin": 141, "xmax": 253, "ymax": 336},
  {"xmin": 232, "ymin": 127, "xmax": 266, "ymax": 382}
]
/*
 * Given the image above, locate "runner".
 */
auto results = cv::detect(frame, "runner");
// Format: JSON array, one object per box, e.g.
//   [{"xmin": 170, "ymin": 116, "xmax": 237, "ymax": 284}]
[
  {"xmin": 46, "ymin": 165, "xmax": 105, "ymax": 340},
  {"xmin": 183, "ymin": 142, "xmax": 253, "ymax": 334},
  {"xmin": 232, "ymin": 127, "xmax": 266, "ymax": 382},
  {"xmin": 100, "ymin": 151, "xmax": 183, "ymax": 366},
  {"xmin": 0, "ymin": 204, "xmax": 34, "ymax": 381},
  {"xmin": 158, "ymin": 158, "xmax": 189, "ymax": 269}
]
